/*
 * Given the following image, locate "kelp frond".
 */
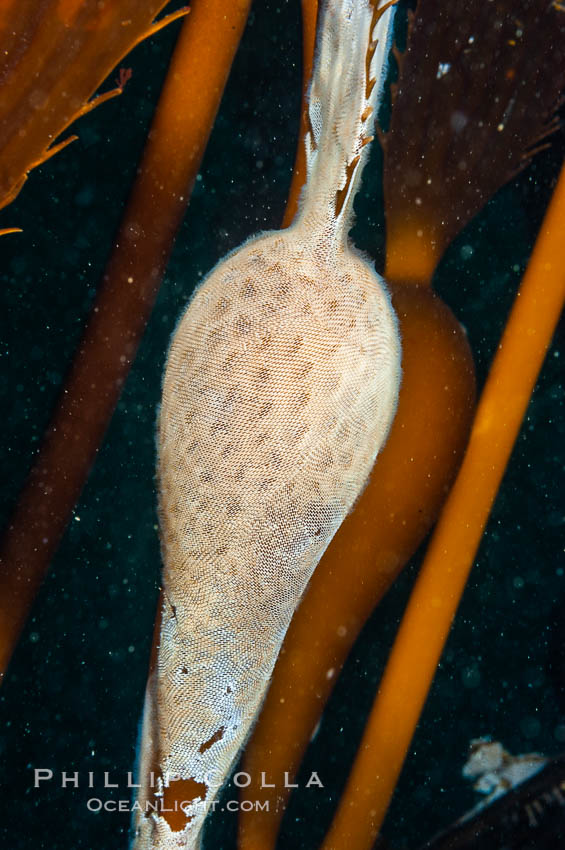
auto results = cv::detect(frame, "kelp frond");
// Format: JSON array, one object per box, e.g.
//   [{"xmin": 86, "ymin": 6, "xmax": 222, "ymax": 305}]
[{"xmin": 382, "ymin": 0, "xmax": 565, "ymax": 283}]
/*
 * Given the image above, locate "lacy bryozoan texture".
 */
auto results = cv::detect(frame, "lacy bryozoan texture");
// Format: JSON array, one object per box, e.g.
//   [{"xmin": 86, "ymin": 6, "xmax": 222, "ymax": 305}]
[{"xmin": 132, "ymin": 1, "xmax": 401, "ymax": 847}]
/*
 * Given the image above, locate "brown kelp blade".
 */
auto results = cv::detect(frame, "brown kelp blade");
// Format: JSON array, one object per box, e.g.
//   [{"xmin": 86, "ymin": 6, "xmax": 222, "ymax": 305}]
[
  {"xmin": 382, "ymin": 0, "xmax": 565, "ymax": 284},
  {"xmin": 0, "ymin": 0, "xmax": 188, "ymax": 213}
]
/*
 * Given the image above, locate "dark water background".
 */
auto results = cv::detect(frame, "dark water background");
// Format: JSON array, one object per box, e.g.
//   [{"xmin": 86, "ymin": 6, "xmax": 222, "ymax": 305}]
[{"xmin": 0, "ymin": 1, "xmax": 564, "ymax": 848}]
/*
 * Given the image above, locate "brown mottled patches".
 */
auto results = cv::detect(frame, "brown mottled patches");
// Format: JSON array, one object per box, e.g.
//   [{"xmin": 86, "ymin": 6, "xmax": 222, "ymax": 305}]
[
  {"xmin": 222, "ymin": 388, "xmax": 239, "ymax": 409},
  {"xmin": 255, "ymin": 432, "xmax": 270, "ymax": 446},
  {"xmin": 234, "ymin": 314, "xmax": 252, "ymax": 335},
  {"xmin": 282, "ymin": 481, "xmax": 296, "ymax": 497},
  {"xmin": 288, "ymin": 334, "xmax": 304, "ymax": 355},
  {"xmin": 200, "ymin": 471, "xmax": 214, "ymax": 484},
  {"xmin": 327, "ymin": 298, "xmax": 338, "ymax": 313},
  {"xmin": 222, "ymin": 352, "xmax": 238, "ymax": 371},
  {"xmin": 260, "ymin": 301, "xmax": 278, "ymax": 319},
  {"xmin": 234, "ymin": 465, "xmax": 246, "ymax": 482},
  {"xmin": 220, "ymin": 444, "xmax": 234, "ymax": 458},
  {"xmin": 295, "ymin": 391, "xmax": 310, "ymax": 409},
  {"xmin": 210, "ymin": 421, "xmax": 229, "ymax": 436},
  {"xmin": 207, "ymin": 327, "xmax": 223, "ymax": 347},
  {"xmin": 259, "ymin": 477, "xmax": 276, "ymax": 490},
  {"xmin": 272, "ymin": 277, "xmax": 290, "ymax": 299},
  {"xmin": 257, "ymin": 401, "xmax": 273, "ymax": 418},
  {"xmin": 256, "ymin": 367, "xmax": 270, "ymax": 383},
  {"xmin": 296, "ymin": 361, "xmax": 314, "ymax": 378},
  {"xmin": 240, "ymin": 279, "xmax": 257, "ymax": 298},
  {"xmin": 213, "ymin": 297, "xmax": 232, "ymax": 317},
  {"xmin": 293, "ymin": 423, "xmax": 309, "ymax": 441},
  {"xmin": 226, "ymin": 501, "xmax": 242, "ymax": 518}
]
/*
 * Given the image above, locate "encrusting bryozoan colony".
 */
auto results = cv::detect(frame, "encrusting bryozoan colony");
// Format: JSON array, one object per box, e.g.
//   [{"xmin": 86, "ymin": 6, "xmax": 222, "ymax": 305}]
[{"xmin": 132, "ymin": 1, "xmax": 401, "ymax": 847}]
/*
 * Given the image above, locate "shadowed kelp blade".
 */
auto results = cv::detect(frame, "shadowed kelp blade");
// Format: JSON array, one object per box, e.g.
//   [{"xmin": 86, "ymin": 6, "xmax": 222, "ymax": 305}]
[
  {"xmin": 0, "ymin": 0, "xmax": 187, "ymax": 212},
  {"xmin": 382, "ymin": 0, "xmax": 565, "ymax": 283}
]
